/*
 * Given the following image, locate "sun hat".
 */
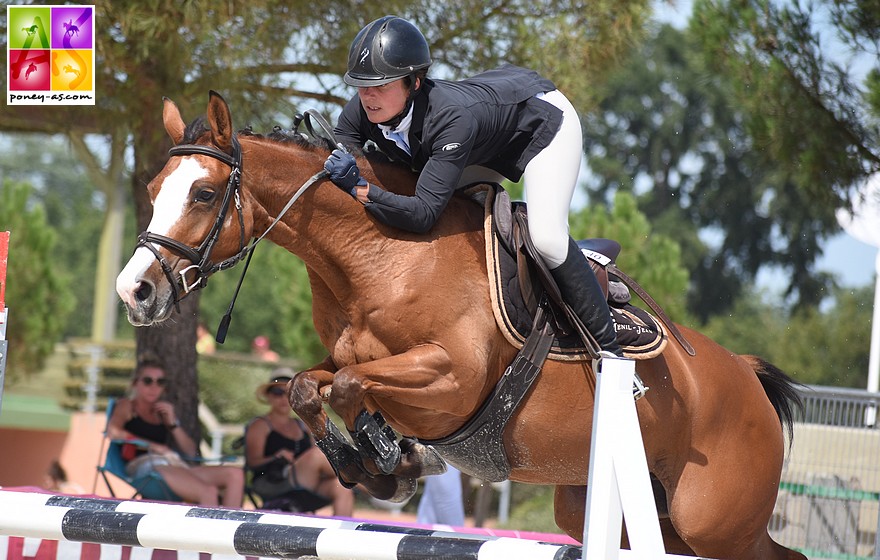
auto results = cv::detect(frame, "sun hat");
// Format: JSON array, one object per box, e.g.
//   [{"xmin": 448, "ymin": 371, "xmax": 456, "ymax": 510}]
[{"xmin": 255, "ymin": 367, "xmax": 295, "ymax": 403}]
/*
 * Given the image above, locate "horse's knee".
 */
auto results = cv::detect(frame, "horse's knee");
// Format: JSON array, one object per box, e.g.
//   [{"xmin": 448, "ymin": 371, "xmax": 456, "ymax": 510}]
[
  {"xmin": 329, "ymin": 368, "xmax": 365, "ymax": 422},
  {"xmin": 289, "ymin": 372, "xmax": 326, "ymax": 418}
]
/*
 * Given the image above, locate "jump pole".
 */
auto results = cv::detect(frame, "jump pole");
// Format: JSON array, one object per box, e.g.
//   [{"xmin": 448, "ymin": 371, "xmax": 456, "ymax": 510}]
[
  {"xmin": 0, "ymin": 490, "xmax": 583, "ymax": 560},
  {"xmin": 0, "ymin": 231, "xmax": 9, "ymax": 414},
  {"xmin": 583, "ymin": 356, "xmax": 706, "ymax": 560}
]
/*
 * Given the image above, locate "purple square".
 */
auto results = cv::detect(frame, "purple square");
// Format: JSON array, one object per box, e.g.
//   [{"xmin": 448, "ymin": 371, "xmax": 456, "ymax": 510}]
[{"xmin": 51, "ymin": 6, "xmax": 93, "ymax": 49}]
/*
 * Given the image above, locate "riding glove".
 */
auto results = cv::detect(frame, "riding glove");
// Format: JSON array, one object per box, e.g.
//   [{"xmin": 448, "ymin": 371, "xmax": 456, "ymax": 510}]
[{"xmin": 324, "ymin": 148, "xmax": 367, "ymax": 196}]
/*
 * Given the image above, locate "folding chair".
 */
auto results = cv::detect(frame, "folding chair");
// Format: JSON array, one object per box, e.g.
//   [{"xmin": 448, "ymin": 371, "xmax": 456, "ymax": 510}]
[
  {"xmin": 95, "ymin": 398, "xmax": 182, "ymax": 502},
  {"xmin": 234, "ymin": 419, "xmax": 332, "ymax": 513}
]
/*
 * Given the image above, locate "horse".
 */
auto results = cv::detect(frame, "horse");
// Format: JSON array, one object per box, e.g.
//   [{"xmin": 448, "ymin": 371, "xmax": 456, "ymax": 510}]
[{"xmin": 116, "ymin": 91, "xmax": 806, "ymax": 559}]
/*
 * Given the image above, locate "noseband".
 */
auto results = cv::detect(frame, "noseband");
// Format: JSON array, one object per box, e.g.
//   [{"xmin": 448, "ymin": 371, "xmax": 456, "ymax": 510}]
[{"xmin": 136, "ymin": 134, "xmax": 249, "ymax": 311}]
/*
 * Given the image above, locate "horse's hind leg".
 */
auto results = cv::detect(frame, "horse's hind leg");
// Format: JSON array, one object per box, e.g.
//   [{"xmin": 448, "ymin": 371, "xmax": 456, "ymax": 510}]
[{"xmin": 553, "ymin": 484, "xmax": 695, "ymax": 555}]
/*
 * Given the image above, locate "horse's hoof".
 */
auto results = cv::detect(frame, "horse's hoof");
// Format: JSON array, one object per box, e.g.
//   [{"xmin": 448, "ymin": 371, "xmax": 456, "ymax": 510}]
[
  {"xmin": 398, "ymin": 437, "xmax": 447, "ymax": 477},
  {"xmin": 360, "ymin": 474, "xmax": 418, "ymax": 503},
  {"xmin": 385, "ymin": 476, "xmax": 418, "ymax": 503}
]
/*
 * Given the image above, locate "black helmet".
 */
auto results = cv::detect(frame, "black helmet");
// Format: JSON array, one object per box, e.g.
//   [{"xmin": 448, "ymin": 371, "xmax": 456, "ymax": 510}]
[{"xmin": 344, "ymin": 16, "xmax": 432, "ymax": 87}]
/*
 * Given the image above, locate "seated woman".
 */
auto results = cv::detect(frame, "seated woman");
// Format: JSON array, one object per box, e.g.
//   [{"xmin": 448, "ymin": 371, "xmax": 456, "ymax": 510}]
[
  {"xmin": 107, "ymin": 353, "xmax": 243, "ymax": 507},
  {"xmin": 246, "ymin": 370, "xmax": 354, "ymax": 516}
]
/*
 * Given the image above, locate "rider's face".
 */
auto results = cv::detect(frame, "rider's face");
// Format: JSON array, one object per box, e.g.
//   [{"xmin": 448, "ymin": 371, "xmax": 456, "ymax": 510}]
[{"xmin": 357, "ymin": 79, "xmax": 412, "ymax": 124}]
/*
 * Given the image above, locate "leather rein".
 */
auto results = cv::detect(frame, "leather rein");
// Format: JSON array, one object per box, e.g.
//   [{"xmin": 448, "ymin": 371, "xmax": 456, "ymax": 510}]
[{"xmin": 135, "ymin": 113, "xmax": 332, "ymax": 313}]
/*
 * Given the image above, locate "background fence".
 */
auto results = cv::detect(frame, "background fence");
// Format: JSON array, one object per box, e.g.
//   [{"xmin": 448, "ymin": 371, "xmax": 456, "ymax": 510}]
[{"xmin": 772, "ymin": 385, "xmax": 880, "ymax": 559}]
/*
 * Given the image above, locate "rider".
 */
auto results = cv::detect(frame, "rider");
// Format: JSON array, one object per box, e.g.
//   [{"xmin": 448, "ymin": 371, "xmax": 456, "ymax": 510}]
[{"xmin": 324, "ymin": 15, "xmax": 622, "ymax": 358}]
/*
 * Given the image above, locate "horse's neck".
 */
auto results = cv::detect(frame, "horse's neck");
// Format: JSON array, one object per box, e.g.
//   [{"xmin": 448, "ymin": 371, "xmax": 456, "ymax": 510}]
[{"xmin": 243, "ymin": 139, "xmax": 385, "ymax": 278}]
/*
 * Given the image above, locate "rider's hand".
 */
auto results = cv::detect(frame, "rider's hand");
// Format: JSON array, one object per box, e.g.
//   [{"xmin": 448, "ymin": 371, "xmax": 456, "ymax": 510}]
[{"xmin": 324, "ymin": 148, "xmax": 367, "ymax": 196}]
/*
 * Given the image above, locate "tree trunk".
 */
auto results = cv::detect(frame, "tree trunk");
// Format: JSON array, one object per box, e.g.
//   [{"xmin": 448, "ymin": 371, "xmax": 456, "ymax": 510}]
[{"xmin": 131, "ymin": 109, "xmax": 203, "ymax": 446}]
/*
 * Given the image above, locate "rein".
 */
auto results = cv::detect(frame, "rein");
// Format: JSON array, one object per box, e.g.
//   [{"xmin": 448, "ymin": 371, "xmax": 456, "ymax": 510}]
[{"xmin": 134, "ymin": 118, "xmax": 331, "ymax": 317}]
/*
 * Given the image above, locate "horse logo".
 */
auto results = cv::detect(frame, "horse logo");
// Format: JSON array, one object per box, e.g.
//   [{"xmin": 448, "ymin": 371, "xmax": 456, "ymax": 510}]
[
  {"xmin": 25, "ymin": 63, "xmax": 37, "ymax": 80},
  {"xmin": 63, "ymin": 65, "xmax": 81, "ymax": 78},
  {"xmin": 22, "ymin": 25, "xmax": 38, "ymax": 37},
  {"xmin": 63, "ymin": 20, "xmax": 80, "ymax": 37},
  {"xmin": 358, "ymin": 48, "xmax": 370, "ymax": 66}
]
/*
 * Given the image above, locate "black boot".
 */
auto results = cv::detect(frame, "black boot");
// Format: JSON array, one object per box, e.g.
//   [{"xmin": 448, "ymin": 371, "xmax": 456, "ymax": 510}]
[{"xmin": 550, "ymin": 239, "xmax": 623, "ymax": 357}]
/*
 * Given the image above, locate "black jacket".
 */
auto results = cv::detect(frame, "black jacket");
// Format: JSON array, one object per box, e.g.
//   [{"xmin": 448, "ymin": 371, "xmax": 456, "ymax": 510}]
[{"xmin": 334, "ymin": 64, "xmax": 563, "ymax": 233}]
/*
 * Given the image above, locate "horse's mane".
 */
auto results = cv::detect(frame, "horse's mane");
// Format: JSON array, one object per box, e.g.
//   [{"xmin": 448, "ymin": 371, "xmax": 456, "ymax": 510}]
[{"xmin": 181, "ymin": 116, "xmax": 330, "ymax": 153}]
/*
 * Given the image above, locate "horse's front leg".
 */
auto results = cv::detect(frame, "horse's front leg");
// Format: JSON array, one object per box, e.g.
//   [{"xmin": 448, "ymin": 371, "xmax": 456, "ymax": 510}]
[
  {"xmin": 330, "ymin": 344, "xmax": 453, "ymax": 479},
  {"xmin": 288, "ymin": 356, "xmax": 336, "ymax": 439}
]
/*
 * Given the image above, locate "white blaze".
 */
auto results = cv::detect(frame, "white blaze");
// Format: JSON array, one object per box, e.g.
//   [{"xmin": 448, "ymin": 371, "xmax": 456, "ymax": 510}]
[{"xmin": 116, "ymin": 158, "xmax": 208, "ymax": 307}]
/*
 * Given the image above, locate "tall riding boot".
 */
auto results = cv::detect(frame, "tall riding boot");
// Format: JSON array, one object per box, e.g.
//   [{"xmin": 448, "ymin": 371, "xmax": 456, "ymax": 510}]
[{"xmin": 550, "ymin": 239, "xmax": 623, "ymax": 357}]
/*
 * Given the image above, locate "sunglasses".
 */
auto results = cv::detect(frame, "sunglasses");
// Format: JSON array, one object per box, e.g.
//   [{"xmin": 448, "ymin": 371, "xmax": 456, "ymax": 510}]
[
  {"xmin": 140, "ymin": 376, "xmax": 167, "ymax": 387},
  {"xmin": 266, "ymin": 386, "xmax": 286, "ymax": 397}
]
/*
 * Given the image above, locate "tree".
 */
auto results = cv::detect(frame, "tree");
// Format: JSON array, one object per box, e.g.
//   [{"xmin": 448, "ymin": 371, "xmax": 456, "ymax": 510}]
[
  {"xmin": 572, "ymin": 191, "xmax": 690, "ymax": 322},
  {"xmin": 692, "ymin": 0, "xmax": 880, "ymax": 200},
  {"xmin": 583, "ymin": 24, "xmax": 850, "ymax": 321},
  {"xmin": 0, "ymin": 180, "xmax": 75, "ymax": 378},
  {"xmin": 703, "ymin": 285, "xmax": 872, "ymax": 388},
  {"xmin": 0, "ymin": 135, "xmax": 121, "ymax": 340}
]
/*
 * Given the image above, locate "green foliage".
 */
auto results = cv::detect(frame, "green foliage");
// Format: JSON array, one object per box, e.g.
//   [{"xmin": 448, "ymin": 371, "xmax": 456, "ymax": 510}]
[
  {"xmin": 500, "ymin": 484, "xmax": 559, "ymax": 534},
  {"xmin": 583, "ymin": 22, "xmax": 848, "ymax": 319},
  {"xmin": 572, "ymin": 191, "xmax": 690, "ymax": 323},
  {"xmin": 198, "ymin": 242, "xmax": 325, "ymax": 366},
  {"xmin": 0, "ymin": 135, "xmax": 111, "ymax": 339},
  {"xmin": 0, "ymin": 180, "xmax": 75, "ymax": 377},
  {"xmin": 703, "ymin": 285, "xmax": 873, "ymax": 387},
  {"xmin": 691, "ymin": 0, "xmax": 880, "ymax": 203}
]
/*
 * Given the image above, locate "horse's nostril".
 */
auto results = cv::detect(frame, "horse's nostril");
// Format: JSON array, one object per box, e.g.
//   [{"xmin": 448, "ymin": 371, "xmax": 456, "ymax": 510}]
[{"xmin": 135, "ymin": 281, "xmax": 153, "ymax": 302}]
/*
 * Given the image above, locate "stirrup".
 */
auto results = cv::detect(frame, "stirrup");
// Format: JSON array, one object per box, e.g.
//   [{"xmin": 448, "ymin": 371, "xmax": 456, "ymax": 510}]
[
  {"xmin": 597, "ymin": 351, "xmax": 649, "ymax": 401},
  {"xmin": 632, "ymin": 371, "xmax": 649, "ymax": 401}
]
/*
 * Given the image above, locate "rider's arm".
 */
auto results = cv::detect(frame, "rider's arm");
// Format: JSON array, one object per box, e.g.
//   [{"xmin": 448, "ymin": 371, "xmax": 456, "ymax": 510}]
[{"xmin": 364, "ymin": 107, "xmax": 476, "ymax": 233}]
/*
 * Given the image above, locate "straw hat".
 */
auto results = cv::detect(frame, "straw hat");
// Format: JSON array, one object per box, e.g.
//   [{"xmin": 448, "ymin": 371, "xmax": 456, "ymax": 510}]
[{"xmin": 255, "ymin": 367, "xmax": 295, "ymax": 403}]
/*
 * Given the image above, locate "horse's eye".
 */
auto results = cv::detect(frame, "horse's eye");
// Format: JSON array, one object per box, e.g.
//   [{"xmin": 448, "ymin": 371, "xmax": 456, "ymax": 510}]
[{"xmin": 194, "ymin": 189, "xmax": 215, "ymax": 203}]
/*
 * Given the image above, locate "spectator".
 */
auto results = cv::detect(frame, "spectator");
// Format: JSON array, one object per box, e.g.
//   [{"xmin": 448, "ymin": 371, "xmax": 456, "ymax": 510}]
[
  {"xmin": 251, "ymin": 335, "xmax": 280, "ymax": 362},
  {"xmin": 417, "ymin": 463, "xmax": 465, "ymax": 526},
  {"xmin": 44, "ymin": 460, "xmax": 84, "ymax": 494},
  {"xmin": 245, "ymin": 370, "xmax": 354, "ymax": 516},
  {"xmin": 107, "ymin": 353, "xmax": 243, "ymax": 507}
]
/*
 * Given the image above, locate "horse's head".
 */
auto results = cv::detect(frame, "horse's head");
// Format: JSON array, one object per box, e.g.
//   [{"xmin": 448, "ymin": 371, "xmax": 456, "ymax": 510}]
[{"xmin": 116, "ymin": 91, "xmax": 255, "ymax": 326}]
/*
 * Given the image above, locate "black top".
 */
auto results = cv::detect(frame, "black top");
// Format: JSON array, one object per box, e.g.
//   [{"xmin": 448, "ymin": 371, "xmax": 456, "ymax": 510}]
[
  {"xmin": 123, "ymin": 414, "xmax": 169, "ymax": 461},
  {"xmin": 334, "ymin": 64, "xmax": 563, "ymax": 233},
  {"xmin": 259, "ymin": 417, "xmax": 313, "ymax": 459}
]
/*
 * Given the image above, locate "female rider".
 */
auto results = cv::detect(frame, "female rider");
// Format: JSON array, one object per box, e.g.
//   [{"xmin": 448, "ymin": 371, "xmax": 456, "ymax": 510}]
[{"xmin": 324, "ymin": 15, "xmax": 621, "ymax": 357}]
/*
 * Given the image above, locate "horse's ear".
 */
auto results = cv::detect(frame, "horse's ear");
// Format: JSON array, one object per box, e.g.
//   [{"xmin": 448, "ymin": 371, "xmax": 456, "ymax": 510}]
[
  {"xmin": 162, "ymin": 97, "xmax": 185, "ymax": 145},
  {"xmin": 206, "ymin": 90, "xmax": 234, "ymax": 154}
]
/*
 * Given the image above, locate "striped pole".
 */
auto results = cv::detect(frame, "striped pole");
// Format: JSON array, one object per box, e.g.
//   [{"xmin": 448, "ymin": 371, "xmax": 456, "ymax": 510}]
[{"xmin": 0, "ymin": 491, "xmax": 581, "ymax": 560}]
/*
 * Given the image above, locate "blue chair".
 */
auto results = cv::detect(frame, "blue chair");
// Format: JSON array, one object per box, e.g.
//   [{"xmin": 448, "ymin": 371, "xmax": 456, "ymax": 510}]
[{"xmin": 95, "ymin": 398, "xmax": 182, "ymax": 501}]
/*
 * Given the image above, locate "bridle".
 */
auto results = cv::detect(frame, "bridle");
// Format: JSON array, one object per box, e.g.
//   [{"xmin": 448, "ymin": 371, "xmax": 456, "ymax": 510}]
[
  {"xmin": 135, "ymin": 114, "xmax": 332, "ymax": 313},
  {"xmin": 135, "ymin": 134, "xmax": 249, "ymax": 311}
]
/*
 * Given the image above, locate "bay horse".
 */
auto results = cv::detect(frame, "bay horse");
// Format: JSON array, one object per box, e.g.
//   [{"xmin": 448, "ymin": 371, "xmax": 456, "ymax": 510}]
[{"xmin": 116, "ymin": 91, "xmax": 805, "ymax": 559}]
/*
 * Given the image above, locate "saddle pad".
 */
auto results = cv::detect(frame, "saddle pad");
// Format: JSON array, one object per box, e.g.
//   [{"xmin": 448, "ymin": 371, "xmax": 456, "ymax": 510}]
[{"xmin": 478, "ymin": 185, "xmax": 667, "ymax": 361}]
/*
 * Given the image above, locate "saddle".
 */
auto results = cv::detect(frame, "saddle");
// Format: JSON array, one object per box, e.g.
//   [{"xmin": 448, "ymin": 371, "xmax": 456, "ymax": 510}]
[
  {"xmin": 476, "ymin": 184, "xmax": 694, "ymax": 361},
  {"xmin": 422, "ymin": 185, "xmax": 695, "ymax": 482}
]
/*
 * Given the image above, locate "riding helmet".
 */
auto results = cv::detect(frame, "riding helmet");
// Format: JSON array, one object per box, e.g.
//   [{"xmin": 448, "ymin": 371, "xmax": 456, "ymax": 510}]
[{"xmin": 344, "ymin": 16, "xmax": 432, "ymax": 87}]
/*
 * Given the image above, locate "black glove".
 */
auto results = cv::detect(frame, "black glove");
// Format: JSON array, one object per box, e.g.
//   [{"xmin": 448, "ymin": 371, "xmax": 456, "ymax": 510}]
[{"xmin": 324, "ymin": 148, "xmax": 367, "ymax": 196}]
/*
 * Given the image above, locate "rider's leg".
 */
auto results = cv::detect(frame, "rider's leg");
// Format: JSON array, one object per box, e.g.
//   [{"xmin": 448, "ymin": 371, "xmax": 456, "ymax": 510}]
[{"xmin": 523, "ymin": 90, "xmax": 622, "ymax": 357}]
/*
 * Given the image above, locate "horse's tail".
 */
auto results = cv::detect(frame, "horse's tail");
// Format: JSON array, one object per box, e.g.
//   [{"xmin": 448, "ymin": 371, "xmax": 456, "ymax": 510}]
[{"xmin": 741, "ymin": 355, "xmax": 804, "ymax": 441}]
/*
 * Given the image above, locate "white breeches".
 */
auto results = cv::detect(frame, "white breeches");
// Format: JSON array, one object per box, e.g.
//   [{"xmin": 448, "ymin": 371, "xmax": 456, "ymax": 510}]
[{"xmin": 458, "ymin": 89, "xmax": 582, "ymax": 269}]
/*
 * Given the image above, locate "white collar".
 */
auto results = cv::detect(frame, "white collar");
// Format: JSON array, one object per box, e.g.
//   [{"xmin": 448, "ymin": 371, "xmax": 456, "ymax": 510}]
[{"xmin": 379, "ymin": 103, "xmax": 414, "ymax": 138}]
